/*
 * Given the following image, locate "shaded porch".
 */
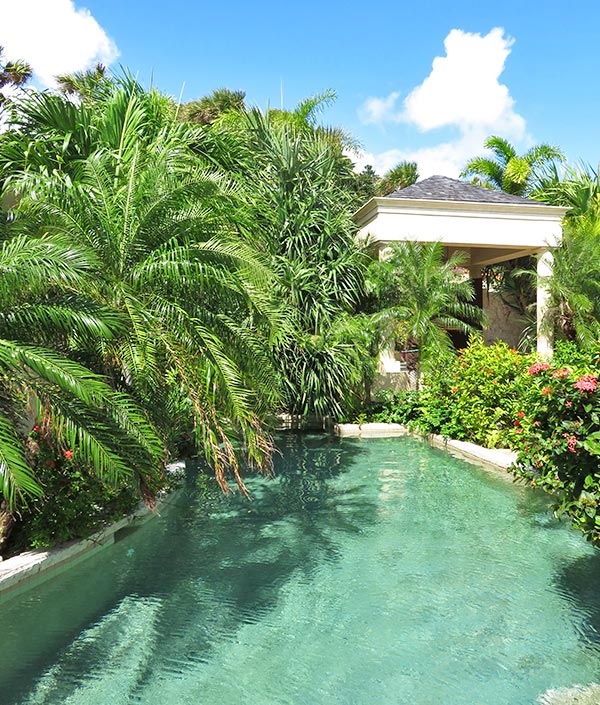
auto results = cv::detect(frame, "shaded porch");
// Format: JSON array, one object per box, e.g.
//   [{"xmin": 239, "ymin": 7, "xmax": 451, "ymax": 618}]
[{"xmin": 353, "ymin": 176, "xmax": 568, "ymax": 373}]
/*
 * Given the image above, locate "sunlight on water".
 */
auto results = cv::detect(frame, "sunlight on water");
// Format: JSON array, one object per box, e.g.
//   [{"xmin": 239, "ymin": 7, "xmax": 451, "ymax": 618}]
[{"xmin": 2, "ymin": 435, "xmax": 600, "ymax": 705}]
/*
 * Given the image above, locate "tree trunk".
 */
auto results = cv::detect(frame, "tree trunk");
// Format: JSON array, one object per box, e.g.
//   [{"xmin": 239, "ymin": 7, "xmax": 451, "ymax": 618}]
[{"xmin": 0, "ymin": 501, "xmax": 15, "ymax": 556}]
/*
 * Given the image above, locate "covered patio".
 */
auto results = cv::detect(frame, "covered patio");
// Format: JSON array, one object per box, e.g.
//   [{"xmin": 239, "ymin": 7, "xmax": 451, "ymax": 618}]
[{"xmin": 353, "ymin": 175, "xmax": 569, "ymax": 372}]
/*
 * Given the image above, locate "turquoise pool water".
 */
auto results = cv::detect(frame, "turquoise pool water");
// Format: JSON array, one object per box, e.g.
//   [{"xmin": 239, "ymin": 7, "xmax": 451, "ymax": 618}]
[{"xmin": 2, "ymin": 435, "xmax": 600, "ymax": 705}]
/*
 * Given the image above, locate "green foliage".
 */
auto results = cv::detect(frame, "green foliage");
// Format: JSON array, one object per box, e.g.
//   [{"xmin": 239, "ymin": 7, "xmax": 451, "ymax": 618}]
[
  {"xmin": 545, "ymin": 219, "xmax": 600, "ymax": 347},
  {"xmin": 0, "ymin": 45, "xmax": 32, "ymax": 106},
  {"xmin": 510, "ymin": 358, "xmax": 600, "ymax": 544},
  {"xmin": 376, "ymin": 161, "xmax": 419, "ymax": 196},
  {"xmin": 180, "ymin": 88, "xmax": 246, "ymax": 125},
  {"xmin": 8, "ymin": 426, "xmax": 150, "ymax": 552},
  {"xmin": 367, "ymin": 242, "xmax": 485, "ymax": 378},
  {"xmin": 440, "ymin": 338, "xmax": 533, "ymax": 446},
  {"xmin": 461, "ymin": 135, "xmax": 564, "ymax": 197},
  {"xmin": 362, "ymin": 339, "xmax": 533, "ymax": 445},
  {"xmin": 210, "ymin": 105, "xmax": 373, "ymax": 418},
  {"xmin": 3, "ymin": 78, "xmax": 284, "ymax": 498}
]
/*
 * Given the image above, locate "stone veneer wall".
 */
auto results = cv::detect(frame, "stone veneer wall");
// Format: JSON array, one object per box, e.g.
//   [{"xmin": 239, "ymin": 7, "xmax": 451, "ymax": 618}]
[{"xmin": 482, "ymin": 290, "xmax": 528, "ymax": 349}]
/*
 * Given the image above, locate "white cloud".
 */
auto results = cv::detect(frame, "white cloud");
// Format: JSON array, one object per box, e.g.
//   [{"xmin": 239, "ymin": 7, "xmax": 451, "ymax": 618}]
[
  {"xmin": 356, "ymin": 28, "xmax": 527, "ymax": 178},
  {"xmin": 358, "ymin": 91, "xmax": 401, "ymax": 125},
  {"xmin": 350, "ymin": 127, "xmax": 497, "ymax": 180},
  {"xmin": 0, "ymin": 0, "xmax": 119, "ymax": 88},
  {"xmin": 403, "ymin": 28, "xmax": 524, "ymax": 136}
]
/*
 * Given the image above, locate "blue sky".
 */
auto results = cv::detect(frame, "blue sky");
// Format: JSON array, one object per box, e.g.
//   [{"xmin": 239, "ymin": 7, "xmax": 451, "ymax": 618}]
[{"xmin": 2, "ymin": 0, "xmax": 598, "ymax": 178}]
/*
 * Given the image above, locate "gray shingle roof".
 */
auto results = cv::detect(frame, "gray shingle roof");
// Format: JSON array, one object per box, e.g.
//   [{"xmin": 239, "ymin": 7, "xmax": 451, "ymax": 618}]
[{"xmin": 386, "ymin": 175, "xmax": 542, "ymax": 205}]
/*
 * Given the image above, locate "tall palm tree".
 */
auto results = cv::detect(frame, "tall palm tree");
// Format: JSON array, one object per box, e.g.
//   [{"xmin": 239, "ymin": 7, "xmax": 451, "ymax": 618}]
[
  {"xmin": 234, "ymin": 108, "xmax": 372, "ymax": 417},
  {"xmin": 0, "ymin": 46, "xmax": 32, "ymax": 106},
  {"xmin": 461, "ymin": 136, "xmax": 564, "ymax": 197},
  {"xmin": 9, "ymin": 83, "xmax": 283, "ymax": 494},
  {"xmin": 368, "ymin": 241, "xmax": 484, "ymax": 386}
]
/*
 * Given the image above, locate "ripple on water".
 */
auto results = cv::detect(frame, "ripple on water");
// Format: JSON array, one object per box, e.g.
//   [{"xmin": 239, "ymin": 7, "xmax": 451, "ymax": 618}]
[{"xmin": 2, "ymin": 435, "xmax": 600, "ymax": 705}]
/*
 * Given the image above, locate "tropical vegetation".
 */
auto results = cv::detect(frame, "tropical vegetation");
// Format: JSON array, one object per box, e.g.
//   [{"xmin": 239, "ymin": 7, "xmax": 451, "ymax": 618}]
[{"xmin": 1, "ymin": 62, "xmax": 600, "ymax": 553}]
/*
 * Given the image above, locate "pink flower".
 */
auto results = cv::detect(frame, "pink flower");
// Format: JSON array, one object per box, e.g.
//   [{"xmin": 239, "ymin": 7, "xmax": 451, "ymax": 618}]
[
  {"xmin": 574, "ymin": 374, "xmax": 597, "ymax": 393},
  {"xmin": 64, "ymin": 449, "xmax": 74, "ymax": 460},
  {"xmin": 552, "ymin": 368, "xmax": 572, "ymax": 379},
  {"xmin": 529, "ymin": 362, "xmax": 551, "ymax": 375},
  {"xmin": 565, "ymin": 400, "xmax": 573, "ymax": 407}
]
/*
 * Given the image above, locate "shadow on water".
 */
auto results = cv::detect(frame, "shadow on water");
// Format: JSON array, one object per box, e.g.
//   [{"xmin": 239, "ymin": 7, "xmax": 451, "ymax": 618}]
[
  {"xmin": 553, "ymin": 549, "xmax": 600, "ymax": 654},
  {"xmin": 1, "ymin": 433, "xmax": 378, "ymax": 703}
]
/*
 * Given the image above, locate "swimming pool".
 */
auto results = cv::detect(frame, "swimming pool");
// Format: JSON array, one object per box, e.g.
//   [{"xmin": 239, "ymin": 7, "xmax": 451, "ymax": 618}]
[{"xmin": 2, "ymin": 435, "xmax": 600, "ymax": 704}]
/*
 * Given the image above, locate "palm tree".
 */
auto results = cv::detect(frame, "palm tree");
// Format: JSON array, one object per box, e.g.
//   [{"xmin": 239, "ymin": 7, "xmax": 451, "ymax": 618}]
[
  {"xmin": 8, "ymin": 82, "xmax": 283, "ymax": 494},
  {"xmin": 461, "ymin": 136, "xmax": 564, "ymax": 197},
  {"xmin": 180, "ymin": 88, "xmax": 246, "ymax": 125},
  {"xmin": 55, "ymin": 63, "xmax": 112, "ymax": 102},
  {"xmin": 0, "ymin": 46, "xmax": 32, "ymax": 106},
  {"xmin": 535, "ymin": 162, "xmax": 600, "ymax": 221},
  {"xmin": 376, "ymin": 161, "xmax": 419, "ymax": 196},
  {"xmin": 368, "ymin": 241, "xmax": 485, "ymax": 386},
  {"xmin": 233, "ymin": 108, "xmax": 372, "ymax": 417},
  {"xmin": 0, "ymin": 229, "xmax": 163, "ymax": 509}
]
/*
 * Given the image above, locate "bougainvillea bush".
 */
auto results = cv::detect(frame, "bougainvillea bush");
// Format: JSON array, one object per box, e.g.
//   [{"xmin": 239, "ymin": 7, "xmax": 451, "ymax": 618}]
[{"xmin": 510, "ymin": 353, "xmax": 600, "ymax": 543}]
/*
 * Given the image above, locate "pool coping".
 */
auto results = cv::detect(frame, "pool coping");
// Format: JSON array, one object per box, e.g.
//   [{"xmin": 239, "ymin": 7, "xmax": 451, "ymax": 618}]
[
  {"xmin": 0, "ymin": 461, "xmax": 186, "ymax": 601},
  {"xmin": 335, "ymin": 423, "xmax": 518, "ymax": 474}
]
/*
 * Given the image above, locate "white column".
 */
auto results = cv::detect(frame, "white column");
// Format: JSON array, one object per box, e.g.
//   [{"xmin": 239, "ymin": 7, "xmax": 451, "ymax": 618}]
[{"xmin": 536, "ymin": 249, "xmax": 553, "ymax": 357}]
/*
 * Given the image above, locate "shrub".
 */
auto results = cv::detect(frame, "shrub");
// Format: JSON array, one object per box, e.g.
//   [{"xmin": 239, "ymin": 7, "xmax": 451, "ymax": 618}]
[
  {"xmin": 5, "ymin": 427, "xmax": 161, "ymax": 554},
  {"xmin": 511, "ymin": 359, "xmax": 600, "ymax": 543}
]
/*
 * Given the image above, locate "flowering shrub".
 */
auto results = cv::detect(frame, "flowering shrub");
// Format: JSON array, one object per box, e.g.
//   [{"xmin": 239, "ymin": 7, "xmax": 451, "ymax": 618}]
[
  {"xmin": 368, "ymin": 338, "xmax": 534, "ymax": 445},
  {"xmin": 7, "ymin": 427, "xmax": 148, "ymax": 553},
  {"xmin": 511, "ymin": 358, "xmax": 600, "ymax": 544},
  {"xmin": 437, "ymin": 337, "xmax": 534, "ymax": 447}
]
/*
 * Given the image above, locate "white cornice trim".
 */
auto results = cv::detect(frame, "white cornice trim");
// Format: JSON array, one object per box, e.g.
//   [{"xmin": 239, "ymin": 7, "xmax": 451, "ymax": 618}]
[{"xmin": 353, "ymin": 196, "xmax": 570, "ymax": 228}]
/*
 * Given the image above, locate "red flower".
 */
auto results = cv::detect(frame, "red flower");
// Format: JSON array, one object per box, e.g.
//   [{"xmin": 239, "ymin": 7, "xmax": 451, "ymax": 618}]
[
  {"xmin": 64, "ymin": 449, "xmax": 74, "ymax": 460},
  {"xmin": 541, "ymin": 386, "xmax": 552, "ymax": 397},
  {"xmin": 517, "ymin": 411, "xmax": 525, "ymax": 418},
  {"xmin": 529, "ymin": 362, "xmax": 551, "ymax": 375},
  {"xmin": 451, "ymin": 386, "xmax": 458, "ymax": 393},
  {"xmin": 574, "ymin": 374, "xmax": 597, "ymax": 393},
  {"xmin": 32, "ymin": 425, "xmax": 40, "ymax": 432}
]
